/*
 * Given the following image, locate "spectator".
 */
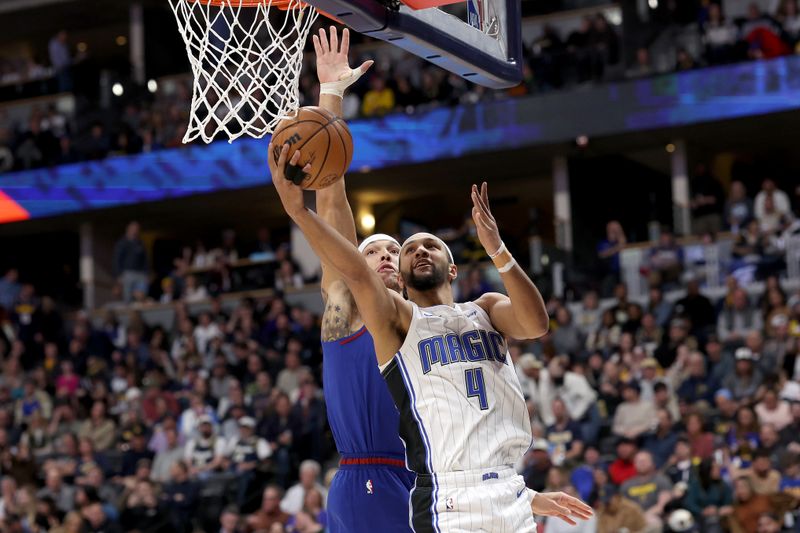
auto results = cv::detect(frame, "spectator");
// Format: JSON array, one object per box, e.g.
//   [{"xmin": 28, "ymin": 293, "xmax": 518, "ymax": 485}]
[
  {"xmin": 113, "ymin": 222, "xmax": 148, "ymax": 304},
  {"xmin": 521, "ymin": 438, "xmax": 552, "ymax": 492},
  {"xmin": 718, "ymin": 289, "xmax": 764, "ymax": 345},
  {"xmin": 665, "ymin": 437, "xmax": 694, "ymax": 485},
  {"xmin": 575, "ymin": 290, "xmax": 602, "ymax": 339},
  {"xmin": 755, "ymin": 178, "xmax": 793, "ymax": 221},
  {"xmin": 225, "ymin": 416, "xmax": 271, "ymax": 506},
  {"xmin": 778, "ymin": 0, "xmax": 800, "ymax": 44},
  {"xmin": 646, "ymin": 229, "xmax": 684, "ymax": 288},
  {"xmin": 736, "ymin": 449, "xmax": 782, "ymax": 495},
  {"xmin": 731, "ymin": 476, "xmax": 777, "ymax": 533},
  {"xmin": 82, "ymin": 502, "xmax": 121, "ymax": 533},
  {"xmin": 684, "ymin": 412, "xmax": 715, "ymax": 460},
  {"xmin": 78, "ymin": 401, "xmax": 116, "ymax": 452},
  {"xmin": 539, "ymin": 357, "xmax": 599, "ymax": 443},
  {"xmin": 361, "ymin": 75, "xmax": 395, "ymax": 117},
  {"xmin": 546, "ymin": 397, "xmax": 585, "ymax": 467},
  {"xmin": 673, "ymin": 278, "xmax": 716, "ymax": 339},
  {"xmin": 551, "ymin": 307, "xmax": 584, "ymax": 358},
  {"xmin": 648, "ymin": 286, "xmax": 674, "ymax": 329},
  {"xmin": 612, "ymin": 381, "xmax": 657, "ymax": 440},
  {"xmin": 36, "ymin": 468, "xmax": 75, "ymax": 514},
  {"xmin": 723, "ymin": 348, "xmax": 764, "ymax": 404},
  {"xmin": 184, "ymin": 414, "xmax": 226, "ymax": 478},
  {"xmin": 0, "ymin": 269, "xmax": 20, "ymax": 311},
  {"xmin": 703, "ymin": 3, "xmax": 739, "ymax": 64},
  {"xmin": 247, "ymin": 485, "xmax": 290, "ymax": 532},
  {"xmin": 150, "ymin": 428, "xmax": 184, "ymax": 483},
  {"xmin": 596, "ymin": 221, "xmax": 626, "ymax": 296},
  {"xmin": 755, "ymin": 388, "xmax": 793, "ymax": 431},
  {"xmin": 684, "ymin": 458, "xmax": 733, "ymax": 531},
  {"xmin": 642, "ymin": 409, "xmax": 680, "ymax": 469},
  {"xmin": 274, "ymin": 260, "xmax": 304, "ymax": 292},
  {"xmin": 48, "ymin": 30, "xmax": 73, "ymax": 92},
  {"xmin": 161, "ymin": 462, "xmax": 198, "ymax": 533},
  {"xmin": 219, "ymin": 504, "xmax": 243, "ymax": 533},
  {"xmin": 276, "ymin": 345, "xmax": 307, "ymax": 398},
  {"xmin": 676, "ymin": 47, "xmax": 697, "ymax": 70},
  {"xmin": 725, "ymin": 180, "xmax": 755, "ymax": 231},
  {"xmin": 596, "ymin": 485, "xmax": 647, "ymax": 533},
  {"xmin": 626, "ymin": 47, "xmax": 654, "ymax": 78},
  {"xmin": 280, "ymin": 460, "xmax": 327, "ymax": 515},
  {"xmin": 120, "ymin": 479, "xmax": 169, "ymax": 533},
  {"xmin": 183, "ymin": 275, "xmax": 209, "ymax": 303},
  {"xmin": 608, "ymin": 437, "xmax": 639, "ymax": 486},
  {"xmin": 620, "ymin": 451, "xmax": 673, "ymax": 531},
  {"xmin": 286, "ymin": 488, "xmax": 327, "ymax": 531}
]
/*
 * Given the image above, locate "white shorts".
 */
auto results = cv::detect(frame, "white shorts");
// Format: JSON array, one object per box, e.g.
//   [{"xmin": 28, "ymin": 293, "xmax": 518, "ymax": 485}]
[{"xmin": 409, "ymin": 466, "xmax": 537, "ymax": 533}]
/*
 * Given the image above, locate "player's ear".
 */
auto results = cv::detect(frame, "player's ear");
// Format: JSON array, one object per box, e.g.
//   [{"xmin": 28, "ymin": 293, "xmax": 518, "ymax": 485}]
[{"xmin": 448, "ymin": 263, "xmax": 458, "ymax": 282}]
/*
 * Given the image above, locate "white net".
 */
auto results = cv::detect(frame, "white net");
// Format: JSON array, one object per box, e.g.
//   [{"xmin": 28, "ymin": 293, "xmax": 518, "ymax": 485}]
[{"xmin": 169, "ymin": 0, "xmax": 318, "ymax": 143}]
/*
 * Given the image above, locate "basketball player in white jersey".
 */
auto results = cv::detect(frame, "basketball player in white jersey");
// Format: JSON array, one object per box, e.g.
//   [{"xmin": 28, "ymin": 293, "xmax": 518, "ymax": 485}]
[{"xmin": 269, "ymin": 148, "xmax": 592, "ymax": 530}]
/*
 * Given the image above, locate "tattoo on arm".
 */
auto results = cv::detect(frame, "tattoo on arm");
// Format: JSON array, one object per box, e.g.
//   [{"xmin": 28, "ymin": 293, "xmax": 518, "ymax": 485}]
[{"xmin": 321, "ymin": 293, "xmax": 358, "ymax": 342}]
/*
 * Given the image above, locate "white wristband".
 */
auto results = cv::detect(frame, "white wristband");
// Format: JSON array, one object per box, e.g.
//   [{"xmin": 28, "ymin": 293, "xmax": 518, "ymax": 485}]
[
  {"xmin": 497, "ymin": 257, "xmax": 516, "ymax": 273},
  {"xmin": 489, "ymin": 241, "xmax": 506, "ymax": 259},
  {"xmin": 319, "ymin": 65, "xmax": 368, "ymax": 98}
]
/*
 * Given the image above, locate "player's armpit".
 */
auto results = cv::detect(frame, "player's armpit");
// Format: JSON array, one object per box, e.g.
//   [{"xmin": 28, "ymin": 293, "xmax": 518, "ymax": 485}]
[{"xmin": 321, "ymin": 280, "xmax": 360, "ymax": 342}]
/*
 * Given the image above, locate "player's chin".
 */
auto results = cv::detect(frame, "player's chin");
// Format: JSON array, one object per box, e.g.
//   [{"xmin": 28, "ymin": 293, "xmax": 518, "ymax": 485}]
[{"xmin": 378, "ymin": 270, "xmax": 401, "ymax": 291}]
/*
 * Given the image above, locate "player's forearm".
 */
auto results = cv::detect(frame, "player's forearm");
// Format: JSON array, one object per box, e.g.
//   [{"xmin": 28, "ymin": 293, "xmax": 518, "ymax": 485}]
[
  {"xmin": 319, "ymin": 94, "xmax": 343, "ymax": 117},
  {"xmin": 499, "ymin": 266, "xmax": 549, "ymax": 337},
  {"xmin": 316, "ymin": 178, "xmax": 358, "ymax": 246},
  {"xmin": 290, "ymin": 206, "xmax": 370, "ymax": 284}
]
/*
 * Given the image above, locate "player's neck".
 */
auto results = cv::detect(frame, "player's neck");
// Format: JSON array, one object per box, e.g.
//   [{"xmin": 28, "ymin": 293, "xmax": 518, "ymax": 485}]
[{"xmin": 408, "ymin": 285, "xmax": 454, "ymax": 308}]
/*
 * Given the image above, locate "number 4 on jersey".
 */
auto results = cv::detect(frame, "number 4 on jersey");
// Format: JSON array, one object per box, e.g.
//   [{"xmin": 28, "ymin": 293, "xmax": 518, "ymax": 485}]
[{"xmin": 465, "ymin": 368, "xmax": 489, "ymax": 410}]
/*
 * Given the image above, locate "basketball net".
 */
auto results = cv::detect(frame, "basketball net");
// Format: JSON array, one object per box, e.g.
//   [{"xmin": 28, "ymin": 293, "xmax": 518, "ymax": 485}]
[{"xmin": 169, "ymin": 0, "xmax": 318, "ymax": 143}]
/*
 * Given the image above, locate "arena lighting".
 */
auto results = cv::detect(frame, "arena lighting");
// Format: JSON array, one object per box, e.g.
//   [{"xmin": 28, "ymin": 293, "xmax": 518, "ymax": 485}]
[
  {"xmin": 147, "ymin": 79, "xmax": 158, "ymax": 93},
  {"xmin": 112, "ymin": 83, "xmax": 124, "ymax": 97},
  {"xmin": 361, "ymin": 213, "xmax": 376, "ymax": 232},
  {"xmin": 77, "ymin": 42, "xmax": 87, "ymax": 52},
  {"xmin": 576, "ymin": 135, "xmax": 589, "ymax": 147},
  {"xmin": 666, "ymin": 143, "xmax": 676, "ymax": 153},
  {"xmin": 116, "ymin": 35, "xmax": 128, "ymax": 46},
  {"xmin": 648, "ymin": 0, "xmax": 658, "ymax": 8}
]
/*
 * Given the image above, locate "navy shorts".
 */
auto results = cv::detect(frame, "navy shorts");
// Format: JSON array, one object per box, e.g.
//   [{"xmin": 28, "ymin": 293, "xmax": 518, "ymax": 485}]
[{"xmin": 327, "ymin": 461, "xmax": 415, "ymax": 533}]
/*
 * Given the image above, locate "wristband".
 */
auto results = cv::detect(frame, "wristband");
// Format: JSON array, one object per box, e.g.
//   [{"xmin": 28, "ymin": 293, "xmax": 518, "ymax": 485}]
[
  {"xmin": 497, "ymin": 257, "xmax": 516, "ymax": 273},
  {"xmin": 489, "ymin": 241, "xmax": 506, "ymax": 259},
  {"xmin": 319, "ymin": 65, "xmax": 368, "ymax": 98}
]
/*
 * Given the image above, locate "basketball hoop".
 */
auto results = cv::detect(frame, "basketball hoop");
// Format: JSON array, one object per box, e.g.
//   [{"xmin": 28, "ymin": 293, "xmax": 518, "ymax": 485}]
[{"xmin": 169, "ymin": 0, "xmax": 319, "ymax": 143}]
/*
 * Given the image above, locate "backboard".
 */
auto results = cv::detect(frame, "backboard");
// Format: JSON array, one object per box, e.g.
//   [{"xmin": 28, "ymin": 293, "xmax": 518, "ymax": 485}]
[{"xmin": 307, "ymin": 0, "xmax": 523, "ymax": 88}]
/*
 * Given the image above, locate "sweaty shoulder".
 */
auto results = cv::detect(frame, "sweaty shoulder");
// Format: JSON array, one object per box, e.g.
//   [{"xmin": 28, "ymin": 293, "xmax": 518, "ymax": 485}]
[{"xmin": 321, "ymin": 280, "xmax": 361, "ymax": 342}]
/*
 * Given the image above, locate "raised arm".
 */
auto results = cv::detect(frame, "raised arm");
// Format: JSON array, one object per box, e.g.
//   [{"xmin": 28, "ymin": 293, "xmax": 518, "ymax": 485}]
[
  {"xmin": 471, "ymin": 182, "xmax": 549, "ymax": 340},
  {"xmin": 311, "ymin": 26, "xmax": 371, "ymax": 298},
  {"xmin": 269, "ymin": 145, "xmax": 410, "ymax": 364}
]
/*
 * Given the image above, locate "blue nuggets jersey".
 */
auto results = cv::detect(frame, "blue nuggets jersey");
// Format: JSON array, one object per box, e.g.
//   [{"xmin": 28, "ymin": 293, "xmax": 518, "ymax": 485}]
[
  {"xmin": 323, "ymin": 327, "xmax": 414, "ymax": 533},
  {"xmin": 322, "ymin": 327, "xmax": 407, "ymax": 459}
]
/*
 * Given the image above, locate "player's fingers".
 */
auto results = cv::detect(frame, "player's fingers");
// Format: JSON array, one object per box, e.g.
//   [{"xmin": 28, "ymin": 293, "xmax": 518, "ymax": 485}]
[
  {"xmin": 557, "ymin": 514, "xmax": 577, "ymax": 526},
  {"xmin": 277, "ymin": 143, "xmax": 290, "ymax": 167},
  {"xmin": 329, "ymin": 25, "xmax": 338, "ymax": 53},
  {"xmin": 318, "ymin": 28, "xmax": 329, "ymax": 53},
  {"xmin": 481, "ymin": 181, "xmax": 491, "ymax": 212},
  {"xmin": 567, "ymin": 497, "xmax": 594, "ymax": 516},
  {"xmin": 341, "ymin": 28, "xmax": 350, "ymax": 54},
  {"xmin": 289, "ymin": 149, "xmax": 302, "ymax": 166},
  {"xmin": 359, "ymin": 60, "xmax": 374, "ymax": 74},
  {"xmin": 302, "ymin": 163, "xmax": 312, "ymax": 173},
  {"xmin": 312, "ymin": 35, "xmax": 322, "ymax": 57},
  {"xmin": 472, "ymin": 189, "xmax": 491, "ymax": 220}
]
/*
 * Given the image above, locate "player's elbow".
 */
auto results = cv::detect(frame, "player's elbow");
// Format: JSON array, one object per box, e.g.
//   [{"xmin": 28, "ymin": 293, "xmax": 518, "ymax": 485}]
[{"xmin": 521, "ymin": 318, "xmax": 549, "ymax": 340}]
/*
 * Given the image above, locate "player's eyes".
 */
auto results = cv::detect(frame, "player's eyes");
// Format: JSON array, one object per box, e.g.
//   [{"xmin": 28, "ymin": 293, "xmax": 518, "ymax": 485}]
[{"xmin": 390, "ymin": 249, "xmax": 399, "ymax": 255}]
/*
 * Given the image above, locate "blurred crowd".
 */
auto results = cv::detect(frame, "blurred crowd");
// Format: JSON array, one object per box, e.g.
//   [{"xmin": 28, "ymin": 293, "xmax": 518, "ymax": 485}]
[{"xmin": 0, "ymin": 263, "xmax": 342, "ymax": 533}]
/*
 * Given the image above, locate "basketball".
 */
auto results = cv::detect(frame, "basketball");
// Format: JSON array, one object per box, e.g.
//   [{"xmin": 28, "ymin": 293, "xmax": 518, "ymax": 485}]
[{"xmin": 270, "ymin": 106, "xmax": 354, "ymax": 190}]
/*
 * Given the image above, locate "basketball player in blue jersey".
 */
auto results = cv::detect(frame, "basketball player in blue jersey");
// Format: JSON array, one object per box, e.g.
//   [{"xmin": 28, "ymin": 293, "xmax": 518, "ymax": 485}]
[
  {"xmin": 311, "ymin": 27, "xmax": 415, "ymax": 532},
  {"xmin": 270, "ymin": 136, "xmax": 593, "ymax": 531}
]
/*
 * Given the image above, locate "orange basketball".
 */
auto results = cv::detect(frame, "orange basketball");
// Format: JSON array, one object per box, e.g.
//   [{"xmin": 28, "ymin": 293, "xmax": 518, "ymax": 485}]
[{"xmin": 270, "ymin": 106, "xmax": 354, "ymax": 190}]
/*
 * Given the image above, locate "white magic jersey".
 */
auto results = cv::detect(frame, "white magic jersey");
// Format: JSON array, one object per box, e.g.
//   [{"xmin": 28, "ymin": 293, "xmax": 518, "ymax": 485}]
[{"xmin": 381, "ymin": 301, "xmax": 532, "ymax": 475}]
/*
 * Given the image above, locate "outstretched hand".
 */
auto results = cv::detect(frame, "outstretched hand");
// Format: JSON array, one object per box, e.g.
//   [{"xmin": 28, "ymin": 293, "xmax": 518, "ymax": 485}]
[
  {"xmin": 531, "ymin": 491, "xmax": 594, "ymax": 526},
  {"xmin": 268, "ymin": 143, "xmax": 311, "ymax": 218},
  {"xmin": 470, "ymin": 182, "xmax": 502, "ymax": 257},
  {"xmin": 313, "ymin": 26, "xmax": 373, "ymax": 85}
]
